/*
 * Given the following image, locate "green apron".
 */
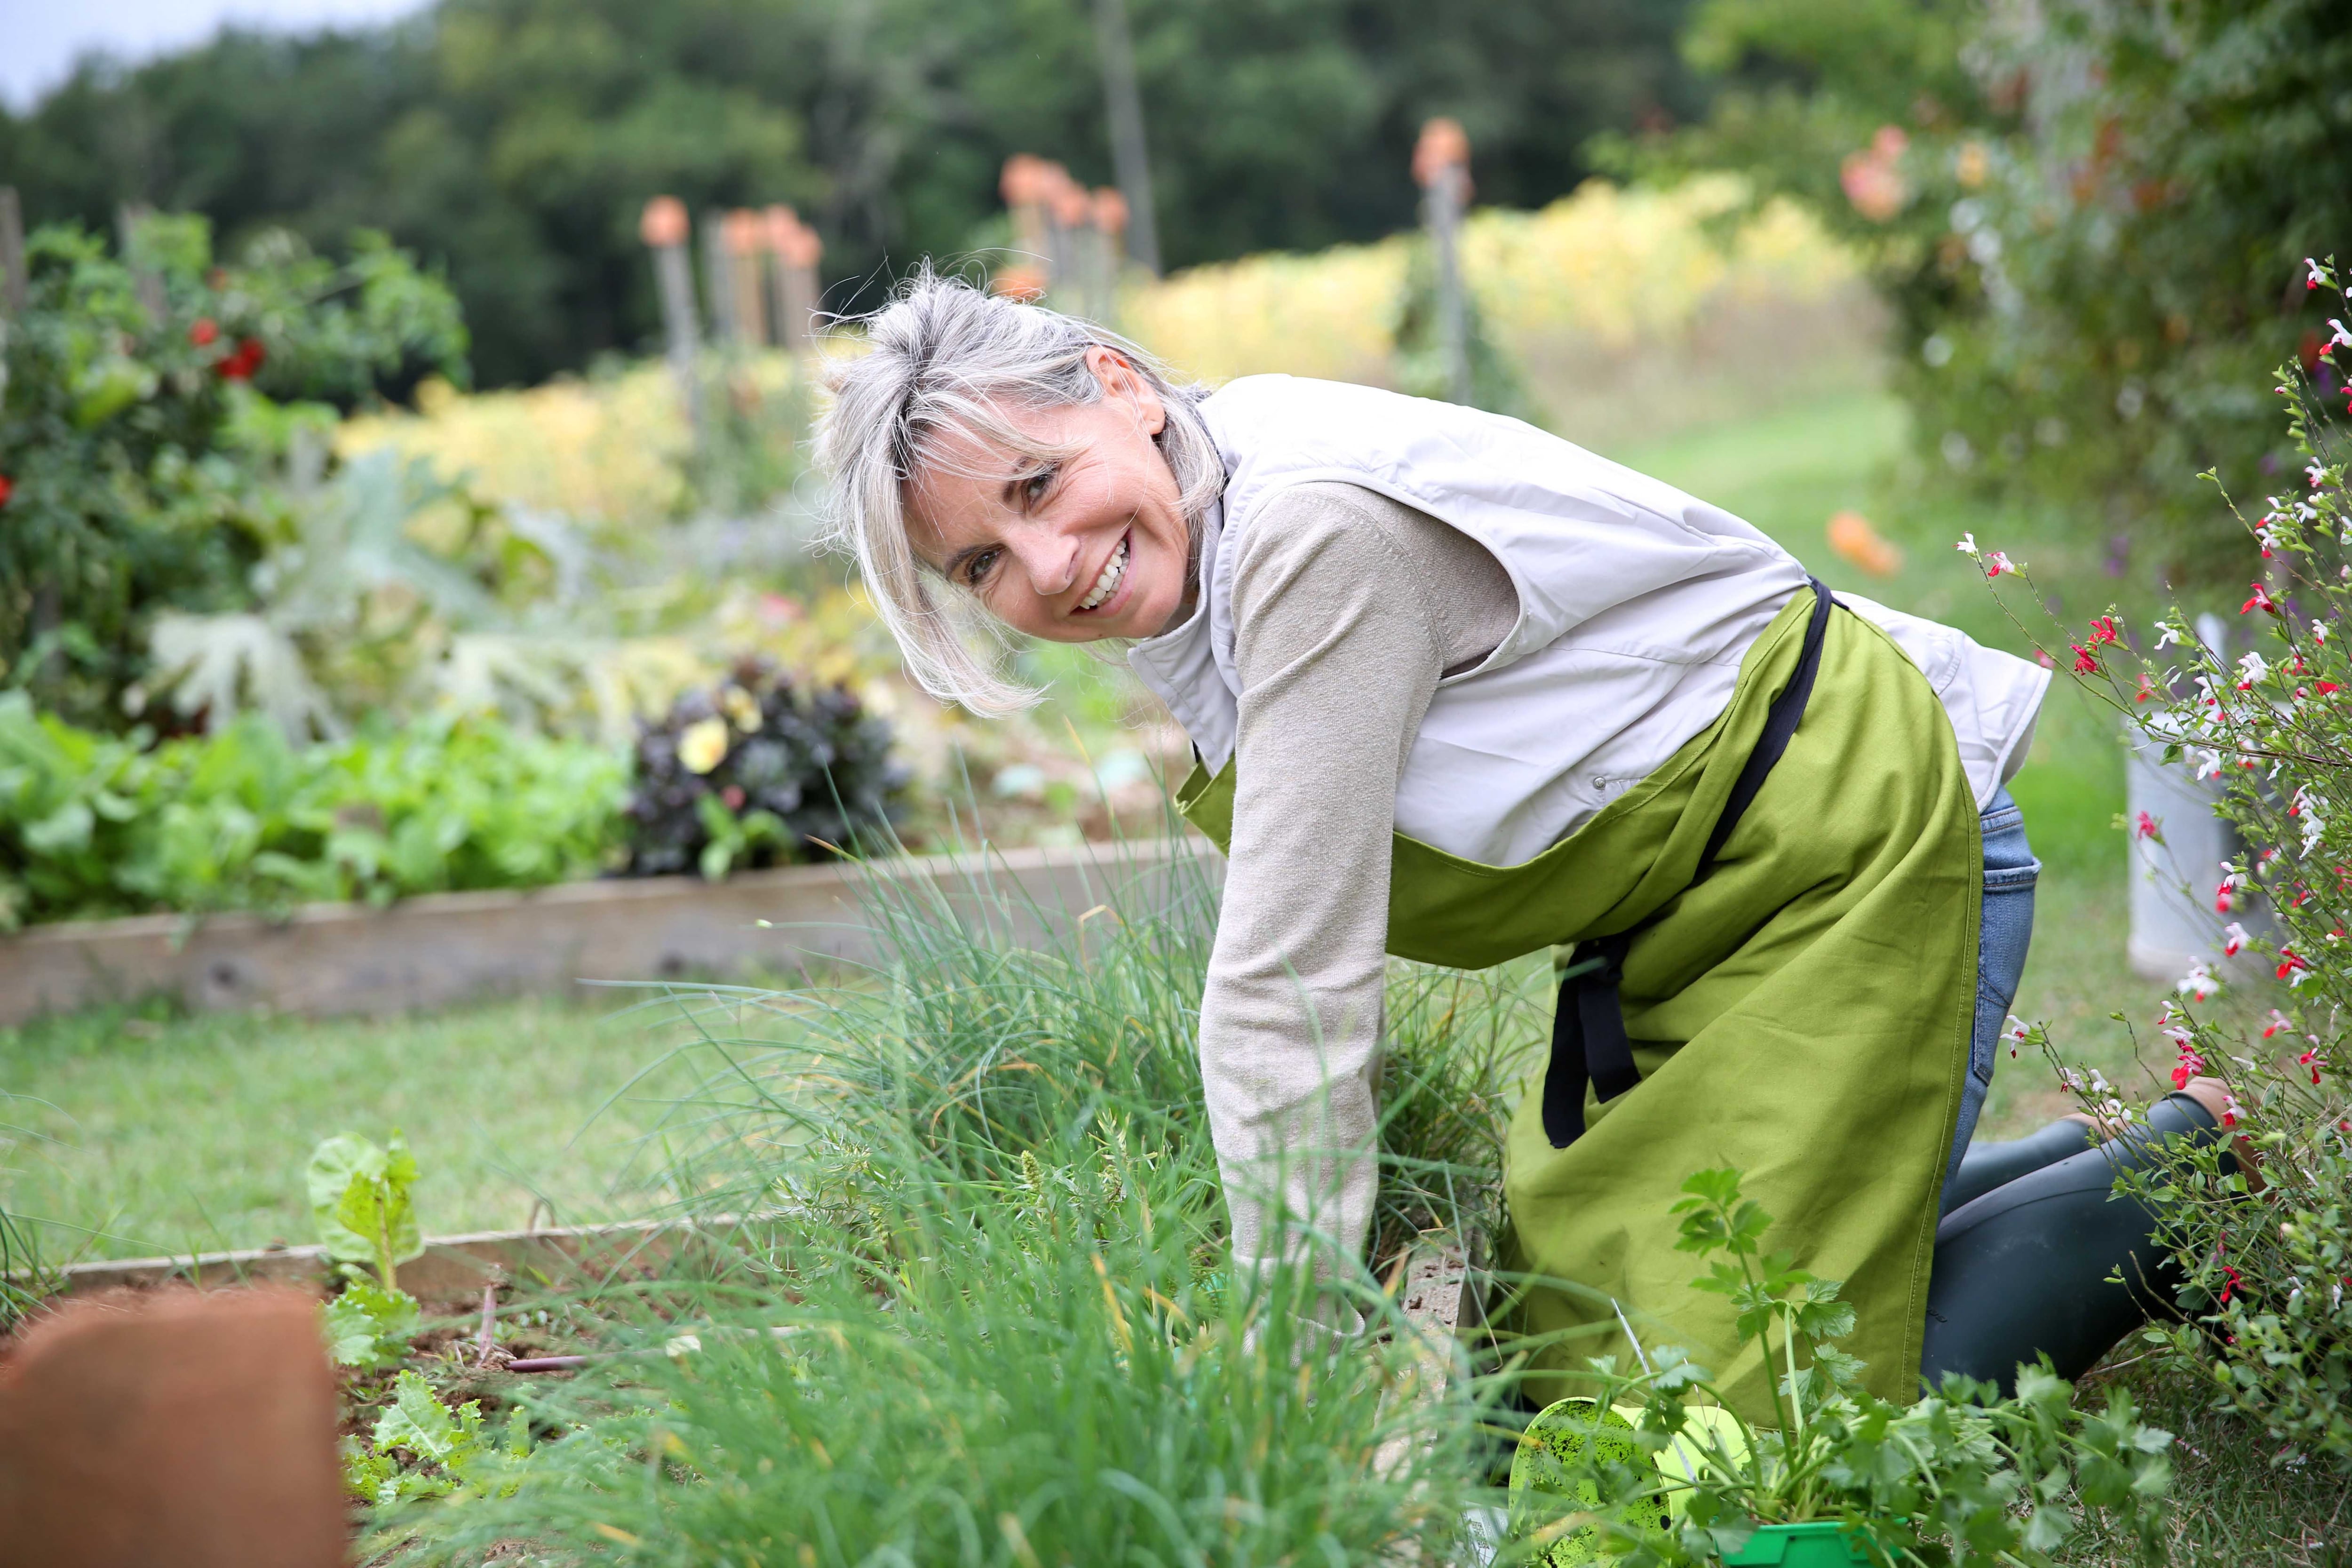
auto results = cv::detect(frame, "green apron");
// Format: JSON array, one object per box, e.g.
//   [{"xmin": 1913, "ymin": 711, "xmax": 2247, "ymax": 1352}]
[{"xmin": 1176, "ymin": 588, "xmax": 1980, "ymax": 1417}]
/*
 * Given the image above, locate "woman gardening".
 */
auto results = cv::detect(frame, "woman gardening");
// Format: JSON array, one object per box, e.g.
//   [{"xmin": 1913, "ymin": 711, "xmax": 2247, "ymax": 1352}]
[{"xmin": 816, "ymin": 271, "xmax": 2233, "ymax": 1418}]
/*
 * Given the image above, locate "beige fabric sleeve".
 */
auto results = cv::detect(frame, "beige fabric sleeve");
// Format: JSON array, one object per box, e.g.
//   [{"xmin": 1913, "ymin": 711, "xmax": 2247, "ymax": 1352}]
[{"xmin": 1201, "ymin": 480, "xmax": 1517, "ymax": 1296}]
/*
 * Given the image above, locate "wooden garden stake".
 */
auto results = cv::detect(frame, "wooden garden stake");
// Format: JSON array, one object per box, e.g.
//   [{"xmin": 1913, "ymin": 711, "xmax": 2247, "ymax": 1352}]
[
  {"xmin": 1414, "ymin": 118, "xmax": 1473, "ymax": 406},
  {"xmin": 1091, "ymin": 0, "xmax": 1161, "ymax": 275},
  {"xmin": 115, "ymin": 202, "xmax": 167, "ymax": 323},
  {"xmin": 724, "ymin": 209, "xmax": 769, "ymax": 346},
  {"xmin": 0, "ymin": 186, "xmax": 26, "ymax": 317},
  {"xmin": 701, "ymin": 209, "xmax": 739, "ymax": 347},
  {"xmin": 1089, "ymin": 187, "xmax": 1129, "ymax": 324},
  {"xmin": 1048, "ymin": 174, "xmax": 1094, "ymax": 315},
  {"xmin": 1001, "ymin": 155, "xmax": 1054, "ymax": 268},
  {"xmin": 764, "ymin": 205, "xmax": 822, "ymax": 352},
  {"xmin": 640, "ymin": 196, "xmax": 705, "ymax": 447}
]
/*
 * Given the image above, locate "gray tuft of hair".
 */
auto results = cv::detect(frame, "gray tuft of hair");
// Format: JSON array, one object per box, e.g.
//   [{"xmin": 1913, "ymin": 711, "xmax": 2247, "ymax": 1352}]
[{"xmin": 814, "ymin": 265, "xmax": 1224, "ymax": 715}]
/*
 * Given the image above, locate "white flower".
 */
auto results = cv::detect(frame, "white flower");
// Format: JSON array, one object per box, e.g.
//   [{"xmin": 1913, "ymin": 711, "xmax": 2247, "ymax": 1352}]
[
  {"xmin": 2176, "ymin": 960, "xmax": 2219, "ymax": 1002},
  {"xmin": 1955, "ymin": 533, "xmax": 1980, "ymax": 557},
  {"xmin": 2155, "ymin": 624, "xmax": 2185, "ymax": 649},
  {"xmin": 2238, "ymin": 651, "xmax": 2271, "ymax": 685},
  {"xmin": 2223, "ymin": 922, "xmax": 2251, "ymax": 957},
  {"xmin": 2331, "ymin": 318, "xmax": 2352, "ymax": 349},
  {"xmin": 2312, "ymin": 461, "xmax": 2331, "ymax": 489},
  {"xmin": 2317, "ymin": 622, "xmax": 2332, "ymax": 644},
  {"xmin": 678, "ymin": 716, "xmax": 731, "ymax": 774}
]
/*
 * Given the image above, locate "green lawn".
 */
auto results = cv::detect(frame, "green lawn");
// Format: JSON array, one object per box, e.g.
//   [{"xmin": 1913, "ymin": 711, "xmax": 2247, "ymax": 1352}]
[{"xmin": 0, "ymin": 990, "xmax": 722, "ymax": 1262}]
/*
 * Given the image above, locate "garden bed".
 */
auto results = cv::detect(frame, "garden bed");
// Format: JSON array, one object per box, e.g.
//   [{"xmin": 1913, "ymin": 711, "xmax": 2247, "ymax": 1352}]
[{"xmin": 0, "ymin": 836, "xmax": 1220, "ymax": 1026}]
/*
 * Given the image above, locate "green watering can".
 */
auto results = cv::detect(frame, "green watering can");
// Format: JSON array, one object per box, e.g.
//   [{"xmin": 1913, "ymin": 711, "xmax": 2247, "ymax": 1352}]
[{"xmin": 1722, "ymin": 1520, "xmax": 1876, "ymax": 1565}]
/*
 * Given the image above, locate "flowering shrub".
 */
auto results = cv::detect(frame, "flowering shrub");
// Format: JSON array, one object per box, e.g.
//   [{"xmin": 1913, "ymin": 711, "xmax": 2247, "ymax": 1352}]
[
  {"xmin": 1968, "ymin": 264, "xmax": 2352, "ymax": 1464},
  {"xmin": 1643, "ymin": 0, "xmax": 2352, "ymax": 583},
  {"xmin": 623, "ymin": 658, "xmax": 907, "ymax": 880},
  {"xmin": 0, "ymin": 210, "xmax": 466, "ymax": 729}
]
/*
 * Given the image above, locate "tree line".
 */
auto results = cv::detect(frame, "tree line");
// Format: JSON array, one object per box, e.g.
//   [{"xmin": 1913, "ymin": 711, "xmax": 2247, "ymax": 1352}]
[{"xmin": 0, "ymin": 0, "xmax": 1702, "ymax": 388}]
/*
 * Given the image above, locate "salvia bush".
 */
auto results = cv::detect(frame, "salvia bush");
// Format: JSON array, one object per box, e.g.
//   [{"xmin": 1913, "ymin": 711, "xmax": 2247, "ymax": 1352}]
[
  {"xmin": 1977, "ymin": 258, "xmax": 2352, "ymax": 1467},
  {"xmin": 622, "ymin": 657, "xmax": 907, "ymax": 880}
]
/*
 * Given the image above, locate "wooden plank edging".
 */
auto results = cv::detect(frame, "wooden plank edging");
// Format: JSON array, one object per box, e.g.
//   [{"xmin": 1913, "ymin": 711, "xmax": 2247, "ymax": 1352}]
[
  {"xmin": 30, "ymin": 1217, "xmax": 735, "ymax": 1300},
  {"xmin": 0, "ymin": 836, "xmax": 1221, "ymax": 1025}
]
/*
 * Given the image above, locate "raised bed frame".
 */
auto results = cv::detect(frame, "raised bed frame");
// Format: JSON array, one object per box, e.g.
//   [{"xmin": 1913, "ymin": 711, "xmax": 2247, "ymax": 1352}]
[{"xmin": 0, "ymin": 837, "xmax": 1219, "ymax": 1026}]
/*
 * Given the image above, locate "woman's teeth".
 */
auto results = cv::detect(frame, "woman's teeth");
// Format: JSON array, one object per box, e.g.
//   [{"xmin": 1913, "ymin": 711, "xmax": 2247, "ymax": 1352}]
[{"xmin": 1077, "ymin": 538, "xmax": 1128, "ymax": 611}]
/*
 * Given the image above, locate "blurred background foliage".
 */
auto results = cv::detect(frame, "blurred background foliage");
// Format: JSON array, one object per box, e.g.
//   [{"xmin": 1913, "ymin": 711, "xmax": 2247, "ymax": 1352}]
[
  {"xmin": 3, "ymin": 0, "xmax": 2346, "ymax": 917},
  {"xmin": 0, "ymin": 0, "xmax": 1706, "ymax": 389},
  {"xmin": 1616, "ymin": 0, "xmax": 2352, "ymax": 589}
]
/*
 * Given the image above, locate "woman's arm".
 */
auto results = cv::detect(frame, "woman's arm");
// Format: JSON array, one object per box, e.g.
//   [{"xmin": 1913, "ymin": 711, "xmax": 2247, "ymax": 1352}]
[{"xmin": 1203, "ymin": 481, "xmax": 1515, "ymax": 1312}]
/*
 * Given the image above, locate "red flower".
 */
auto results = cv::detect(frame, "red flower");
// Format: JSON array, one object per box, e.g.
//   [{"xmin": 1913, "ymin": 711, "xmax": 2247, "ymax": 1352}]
[
  {"xmin": 215, "ymin": 338, "xmax": 266, "ymax": 381},
  {"xmin": 0, "ymin": 474, "xmax": 12, "ymax": 509},
  {"xmin": 2220, "ymin": 1265, "xmax": 2242, "ymax": 1305},
  {"xmin": 2088, "ymin": 616, "xmax": 2119, "ymax": 646},
  {"xmin": 2071, "ymin": 644, "xmax": 2100, "ymax": 674},
  {"xmin": 189, "ymin": 317, "xmax": 220, "ymax": 346},
  {"xmin": 2133, "ymin": 811, "xmax": 2160, "ymax": 839},
  {"xmin": 2320, "ymin": 682, "xmax": 2343, "ymax": 695},
  {"xmin": 2277, "ymin": 947, "xmax": 2311, "ymax": 981},
  {"xmin": 720, "ymin": 784, "xmax": 747, "ymax": 812},
  {"xmin": 2299, "ymin": 1047, "xmax": 2327, "ymax": 1085},
  {"xmin": 2243, "ymin": 582, "xmax": 2279, "ymax": 615}
]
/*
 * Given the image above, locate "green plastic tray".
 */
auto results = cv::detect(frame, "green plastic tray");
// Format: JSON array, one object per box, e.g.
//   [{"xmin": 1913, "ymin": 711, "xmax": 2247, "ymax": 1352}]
[{"xmin": 1721, "ymin": 1520, "xmax": 1875, "ymax": 1565}]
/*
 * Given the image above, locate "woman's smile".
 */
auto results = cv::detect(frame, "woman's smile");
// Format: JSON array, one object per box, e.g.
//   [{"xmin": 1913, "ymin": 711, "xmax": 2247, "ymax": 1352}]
[{"xmin": 1073, "ymin": 531, "xmax": 1131, "ymax": 614}]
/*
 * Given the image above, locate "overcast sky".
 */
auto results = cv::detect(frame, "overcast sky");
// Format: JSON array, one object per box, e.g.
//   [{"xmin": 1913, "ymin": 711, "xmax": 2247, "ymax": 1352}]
[{"xmin": 0, "ymin": 0, "xmax": 431, "ymax": 110}]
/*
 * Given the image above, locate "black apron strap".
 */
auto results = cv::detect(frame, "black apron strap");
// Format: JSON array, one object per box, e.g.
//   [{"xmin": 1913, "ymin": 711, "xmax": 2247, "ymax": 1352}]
[{"xmin": 1542, "ymin": 579, "xmax": 1837, "ymax": 1149}]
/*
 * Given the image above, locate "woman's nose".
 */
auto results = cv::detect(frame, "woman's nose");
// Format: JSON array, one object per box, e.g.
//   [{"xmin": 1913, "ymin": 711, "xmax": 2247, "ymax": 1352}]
[{"xmin": 1006, "ymin": 523, "xmax": 1081, "ymax": 597}]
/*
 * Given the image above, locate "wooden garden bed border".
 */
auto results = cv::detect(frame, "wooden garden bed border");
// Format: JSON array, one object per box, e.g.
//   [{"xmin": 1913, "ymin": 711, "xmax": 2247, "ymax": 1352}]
[
  {"xmin": 0, "ymin": 836, "xmax": 1221, "ymax": 1026},
  {"xmin": 30, "ymin": 1218, "xmax": 720, "ymax": 1300}
]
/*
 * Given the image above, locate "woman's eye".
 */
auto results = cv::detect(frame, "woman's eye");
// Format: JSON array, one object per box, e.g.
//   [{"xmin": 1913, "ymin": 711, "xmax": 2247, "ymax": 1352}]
[
  {"xmin": 964, "ymin": 548, "xmax": 999, "ymax": 587},
  {"xmin": 1023, "ymin": 468, "xmax": 1055, "ymax": 505}
]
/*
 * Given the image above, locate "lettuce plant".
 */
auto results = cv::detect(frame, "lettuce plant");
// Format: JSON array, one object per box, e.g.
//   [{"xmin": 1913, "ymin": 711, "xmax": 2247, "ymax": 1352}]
[{"xmin": 309, "ymin": 1130, "xmax": 425, "ymax": 1371}]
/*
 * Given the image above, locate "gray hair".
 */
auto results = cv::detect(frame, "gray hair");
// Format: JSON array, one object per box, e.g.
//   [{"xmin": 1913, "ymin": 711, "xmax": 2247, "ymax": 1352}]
[{"xmin": 814, "ymin": 267, "xmax": 1226, "ymax": 715}]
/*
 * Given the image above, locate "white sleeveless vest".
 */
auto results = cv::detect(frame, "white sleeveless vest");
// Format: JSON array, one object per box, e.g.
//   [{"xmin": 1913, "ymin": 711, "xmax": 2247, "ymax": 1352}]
[{"xmin": 1127, "ymin": 376, "xmax": 2050, "ymax": 867}]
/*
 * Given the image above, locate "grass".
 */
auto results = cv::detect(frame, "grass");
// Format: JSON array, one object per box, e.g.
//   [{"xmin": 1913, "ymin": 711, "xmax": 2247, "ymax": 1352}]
[
  {"xmin": 0, "ymin": 992, "xmax": 717, "ymax": 1262},
  {"xmin": 369, "ymin": 843, "xmax": 1511, "ymax": 1566}
]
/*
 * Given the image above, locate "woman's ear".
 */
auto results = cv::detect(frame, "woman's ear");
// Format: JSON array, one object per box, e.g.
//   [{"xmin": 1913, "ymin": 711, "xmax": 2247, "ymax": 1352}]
[{"xmin": 1086, "ymin": 344, "xmax": 1167, "ymax": 435}]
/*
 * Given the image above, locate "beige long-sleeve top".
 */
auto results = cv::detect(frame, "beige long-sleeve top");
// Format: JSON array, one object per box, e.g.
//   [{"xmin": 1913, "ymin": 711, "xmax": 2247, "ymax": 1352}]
[{"xmin": 1201, "ymin": 480, "xmax": 1517, "ymax": 1288}]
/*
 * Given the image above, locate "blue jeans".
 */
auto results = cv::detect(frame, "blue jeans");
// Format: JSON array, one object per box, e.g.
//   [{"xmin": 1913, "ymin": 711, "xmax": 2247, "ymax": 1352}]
[{"xmin": 1943, "ymin": 786, "xmax": 2039, "ymax": 1210}]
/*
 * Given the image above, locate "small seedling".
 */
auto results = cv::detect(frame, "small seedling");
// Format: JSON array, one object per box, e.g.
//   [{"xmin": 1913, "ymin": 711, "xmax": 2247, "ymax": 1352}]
[{"xmin": 309, "ymin": 1130, "xmax": 427, "ymax": 1370}]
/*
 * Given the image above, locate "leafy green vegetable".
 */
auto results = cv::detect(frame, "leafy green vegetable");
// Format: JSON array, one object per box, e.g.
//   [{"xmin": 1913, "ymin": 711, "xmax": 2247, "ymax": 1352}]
[
  {"xmin": 1516, "ymin": 1167, "xmax": 2176, "ymax": 1566},
  {"xmin": 0, "ymin": 695, "xmax": 627, "ymax": 928},
  {"xmin": 307, "ymin": 1130, "xmax": 422, "ymax": 1290},
  {"xmin": 322, "ymin": 1279, "xmax": 421, "ymax": 1370},
  {"xmin": 344, "ymin": 1370, "xmax": 530, "ymax": 1507}
]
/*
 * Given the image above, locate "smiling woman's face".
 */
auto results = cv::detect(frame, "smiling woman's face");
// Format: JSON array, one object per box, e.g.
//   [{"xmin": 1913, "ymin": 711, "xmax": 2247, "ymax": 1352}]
[{"xmin": 905, "ymin": 347, "xmax": 1194, "ymax": 643}]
